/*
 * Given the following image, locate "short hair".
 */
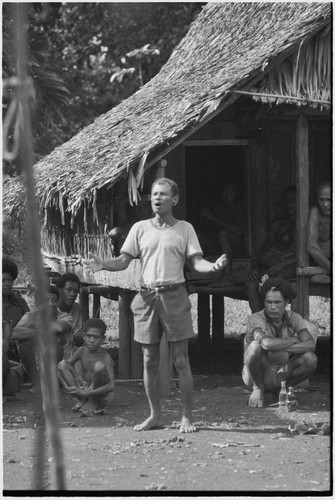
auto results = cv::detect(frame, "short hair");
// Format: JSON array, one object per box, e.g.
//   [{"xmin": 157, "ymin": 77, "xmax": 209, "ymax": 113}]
[
  {"xmin": 84, "ymin": 318, "xmax": 107, "ymax": 336},
  {"xmin": 48, "ymin": 285, "xmax": 59, "ymax": 298},
  {"xmin": 151, "ymin": 178, "xmax": 179, "ymax": 197},
  {"xmin": 317, "ymin": 182, "xmax": 331, "ymax": 196},
  {"xmin": 259, "ymin": 277, "xmax": 295, "ymax": 302},
  {"xmin": 56, "ymin": 273, "xmax": 81, "ymax": 290},
  {"xmin": 3, "ymin": 256, "xmax": 18, "ymax": 281}
]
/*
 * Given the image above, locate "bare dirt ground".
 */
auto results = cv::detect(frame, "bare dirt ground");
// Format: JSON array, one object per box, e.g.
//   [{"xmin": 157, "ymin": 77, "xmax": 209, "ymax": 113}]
[{"xmin": 2, "ymin": 338, "xmax": 331, "ymax": 495}]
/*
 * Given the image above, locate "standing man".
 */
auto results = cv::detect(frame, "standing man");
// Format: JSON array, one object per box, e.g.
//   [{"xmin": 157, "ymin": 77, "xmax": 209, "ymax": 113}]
[
  {"xmin": 242, "ymin": 277, "xmax": 317, "ymax": 408},
  {"xmin": 57, "ymin": 273, "xmax": 84, "ymax": 353},
  {"xmin": 307, "ymin": 182, "xmax": 331, "ymax": 273},
  {"xmin": 85, "ymin": 178, "xmax": 227, "ymax": 433}
]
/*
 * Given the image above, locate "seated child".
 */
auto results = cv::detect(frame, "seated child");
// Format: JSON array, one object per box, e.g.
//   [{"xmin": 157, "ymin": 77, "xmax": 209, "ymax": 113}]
[{"xmin": 57, "ymin": 318, "xmax": 114, "ymax": 414}]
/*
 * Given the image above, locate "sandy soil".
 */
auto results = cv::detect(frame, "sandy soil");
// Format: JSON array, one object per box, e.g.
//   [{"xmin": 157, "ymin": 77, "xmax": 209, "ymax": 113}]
[{"xmin": 3, "ymin": 366, "xmax": 331, "ymax": 494}]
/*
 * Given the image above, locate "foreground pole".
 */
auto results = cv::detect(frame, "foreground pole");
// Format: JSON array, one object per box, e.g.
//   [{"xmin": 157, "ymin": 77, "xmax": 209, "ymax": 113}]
[{"xmin": 13, "ymin": 4, "xmax": 66, "ymax": 490}]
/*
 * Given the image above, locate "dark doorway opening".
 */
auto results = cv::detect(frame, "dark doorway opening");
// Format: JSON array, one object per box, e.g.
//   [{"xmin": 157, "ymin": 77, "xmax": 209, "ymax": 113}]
[{"xmin": 185, "ymin": 145, "xmax": 249, "ymax": 258}]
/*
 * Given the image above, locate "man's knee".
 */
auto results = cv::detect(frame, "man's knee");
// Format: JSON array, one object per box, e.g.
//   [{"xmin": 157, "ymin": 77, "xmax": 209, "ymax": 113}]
[
  {"xmin": 245, "ymin": 340, "xmax": 263, "ymax": 360},
  {"xmin": 143, "ymin": 352, "xmax": 159, "ymax": 371},
  {"xmin": 302, "ymin": 352, "xmax": 318, "ymax": 373},
  {"xmin": 58, "ymin": 359, "xmax": 68, "ymax": 372},
  {"xmin": 172, "ymin": 352, "xmax": 188, "ymax": 372}
]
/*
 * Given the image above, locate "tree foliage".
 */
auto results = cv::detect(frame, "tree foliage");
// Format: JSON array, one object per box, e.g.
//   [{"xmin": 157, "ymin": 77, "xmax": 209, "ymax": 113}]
[{"xmin": 2, "ymin": 2, "xmax": 203, "ymax": 168}]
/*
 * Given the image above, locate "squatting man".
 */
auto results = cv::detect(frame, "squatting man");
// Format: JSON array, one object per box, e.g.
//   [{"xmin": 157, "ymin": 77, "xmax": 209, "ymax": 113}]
[
  {"xmin": 242, "ymin": 277, "xmax": 317, "ymax": 408},
  {"xmin": 84, "ymin": 177, "xmax": 228, "ymax": 433}
]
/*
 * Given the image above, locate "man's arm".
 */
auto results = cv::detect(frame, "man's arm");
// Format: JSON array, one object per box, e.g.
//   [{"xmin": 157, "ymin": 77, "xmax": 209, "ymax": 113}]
[
  {"xmin": 11, "ymin": 313, "xmax": 38, "ymax": 341},
  {"xmin": 84, "ymin": 252, "xmax": 133, "ymax": 273},
  {"xmin": 191, "ymin": 254, "xmax": 228, "ymax": 273},
  {"xmin": 200, "ymin": 209, "xmax": 244, "ymax": 236},
  {"xmin": 253, "ymin": 328, "xmax": 300, "ymax": 352},
  {"xmin": 285, "ymin": 328, "xmax": 316, "ymax": 354},
  {"xmin": 307, "ymin": 206, "xmax": 330, "ymax": 272}
]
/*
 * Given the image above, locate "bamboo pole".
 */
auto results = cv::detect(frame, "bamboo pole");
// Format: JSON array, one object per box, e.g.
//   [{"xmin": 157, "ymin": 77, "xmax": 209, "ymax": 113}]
[{"xmin": 13, "ymin": 4, "xmax": 66, "ymax": 490}]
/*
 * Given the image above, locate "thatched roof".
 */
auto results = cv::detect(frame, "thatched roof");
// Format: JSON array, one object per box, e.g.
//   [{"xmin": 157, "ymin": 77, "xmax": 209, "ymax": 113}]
[{"xmin": 4, "ymin": 2, "xmax": 331, "ymax": 220}]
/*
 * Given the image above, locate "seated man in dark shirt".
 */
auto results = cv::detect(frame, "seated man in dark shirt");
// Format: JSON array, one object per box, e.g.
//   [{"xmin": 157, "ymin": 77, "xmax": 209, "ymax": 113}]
[{"xmin": 2, "ymin": 256, "xmax": 35, "ymax": 389}]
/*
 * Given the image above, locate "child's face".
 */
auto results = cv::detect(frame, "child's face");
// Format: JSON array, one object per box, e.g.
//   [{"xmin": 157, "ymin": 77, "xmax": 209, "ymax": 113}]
[{"xmin": 84, "ymin": 327, "xmax": 104, "ymax": 351}]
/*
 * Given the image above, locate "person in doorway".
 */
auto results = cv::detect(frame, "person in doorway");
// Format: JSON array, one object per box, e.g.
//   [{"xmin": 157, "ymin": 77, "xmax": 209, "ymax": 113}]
[
  {"xmin": 56, "ymin": 273, "xmax": 84, "ymax": 352},
  {"xmin": 58, "ymin": 318, "xmax": 114, "ymax": 414},
  {"xmin": 197, "ymin": 181, "xmax": 245, "ymax": 285},
  {"xmin": 307, "ymin": 182, "xmax": 331, "ymax": 273},
  {"xmin": 242, "ymin": 277, "xmax": 317, "ymax": 408},
  {"xmin": 246, "ymin": 186, "xmax": 297, "ymax": 313},
  {"xmin": 84, "ymin": 177, "xmax": 228, "ymax": 432}
]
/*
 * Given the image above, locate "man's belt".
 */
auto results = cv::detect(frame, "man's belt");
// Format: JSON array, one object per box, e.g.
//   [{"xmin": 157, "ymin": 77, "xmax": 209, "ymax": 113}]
[{"xmin": 140, "ymin": 283, "xmax": 185, "ymax": 293}]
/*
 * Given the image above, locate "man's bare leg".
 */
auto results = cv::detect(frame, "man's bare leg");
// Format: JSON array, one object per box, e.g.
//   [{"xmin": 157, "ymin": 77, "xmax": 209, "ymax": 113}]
[
  {"xmin": 242, "ymin": 341, "xmax": 275, "ymax": 408},
  {"xmin": 134, "ymin": 343, "xmax": 163, "ymax": 431},
  {"xmin": 276, "ymin": 352, "xmax": 318, "ymax": 387},
  {"xmin": 171, "ymin": 340, "xmax": 196, "ymax": 433}
]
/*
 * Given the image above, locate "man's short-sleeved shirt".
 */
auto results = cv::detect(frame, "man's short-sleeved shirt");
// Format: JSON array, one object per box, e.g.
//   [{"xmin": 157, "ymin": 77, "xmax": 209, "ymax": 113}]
[
  {"xmin": 12, "ymin": 309, "xmax": 73, "ymax": 342},
  {"xmin": 121, "ymin": 219, "xmax": 203, "ymax": 286},
  {"xmin": 245, "ymin": 309, "xmax": 308, "ymax": 366}
]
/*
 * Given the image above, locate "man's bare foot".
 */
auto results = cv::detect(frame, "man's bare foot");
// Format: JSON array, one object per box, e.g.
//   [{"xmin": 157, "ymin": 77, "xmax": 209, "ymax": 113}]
[
  {"xmin": 180, "ymin": 416, "xmax": 197, "ymax": 433},
  {"xmin": 80, "ymin": 399, "xmax": 98, "ymax": 413},
  {"xmin": 72, "ymin": 402, "xmax": 83, "ymax": 412},
  {"xmin": 134, "ymin": 415, "xmax": 163, "ymax": 431},
  {"xmin": 248, "ymin": 388, "xmax": 265, "ymax": 408}
]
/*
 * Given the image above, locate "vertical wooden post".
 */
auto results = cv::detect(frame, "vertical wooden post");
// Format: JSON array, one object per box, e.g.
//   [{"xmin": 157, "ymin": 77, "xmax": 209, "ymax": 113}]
[
  {"xmin": 118, "ymin": 290, "xmax": 131, "ymax": 378},
  {"xmin": 197, "ymin": 294, "xmax": 211, "ymax": 354},
  {"xmin": 79, "ymin": 289, "xmax": 89, "ymax": 323},
  {"xmin": 296, "ymin": 113, "xmax": 310, "ymax": 319},
  {"xmin": 212, "ymin": 295, "xmax": 224, "ymax": 351},
  {"xmin": 92, "ymin": 293, "xmax": 100, "ymax": 318}
]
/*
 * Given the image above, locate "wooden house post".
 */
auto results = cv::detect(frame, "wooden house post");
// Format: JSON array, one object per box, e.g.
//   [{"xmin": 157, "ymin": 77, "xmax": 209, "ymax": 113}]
[
  {"xmin": 79, "ymin": 288, "xmax": 89, "ymax": 323},
  {"xmin": 296, "ymin": 113, "xmax": 310, "ymax": 318}
]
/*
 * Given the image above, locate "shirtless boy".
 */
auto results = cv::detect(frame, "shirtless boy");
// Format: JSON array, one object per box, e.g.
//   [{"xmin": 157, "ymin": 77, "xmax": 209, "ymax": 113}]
[{"xmin": 58, "ymin": 318, "xmax": 114, "ymax": 413}]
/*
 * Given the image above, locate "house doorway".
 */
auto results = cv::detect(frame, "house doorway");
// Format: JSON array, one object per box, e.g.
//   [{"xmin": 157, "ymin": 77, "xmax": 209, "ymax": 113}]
[{"xmin": 185, "ymin": 145, "xmax": 250, "ymax": 259}]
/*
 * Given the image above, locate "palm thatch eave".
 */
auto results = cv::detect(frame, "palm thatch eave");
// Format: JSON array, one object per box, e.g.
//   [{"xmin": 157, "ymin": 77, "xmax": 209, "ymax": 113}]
[{"xmin": 3, "ymin": 2, "xmax": 331, "ymax": 221}]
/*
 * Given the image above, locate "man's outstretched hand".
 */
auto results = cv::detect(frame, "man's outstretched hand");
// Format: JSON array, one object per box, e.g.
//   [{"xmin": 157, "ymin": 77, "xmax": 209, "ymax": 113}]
[
  {"xmin": 83, "ymin": 253, "xmax": 104, "ymax": 273},
  {"xmin": 213, "ymin": 254, "xmax": 228, "ymax": 271}
]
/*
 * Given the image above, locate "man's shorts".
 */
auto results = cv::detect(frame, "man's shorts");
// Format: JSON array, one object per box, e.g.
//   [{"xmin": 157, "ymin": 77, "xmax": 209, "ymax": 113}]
[{"xmin": 131, "ymin": 284, "xmax": 195, "ymax": 344}]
